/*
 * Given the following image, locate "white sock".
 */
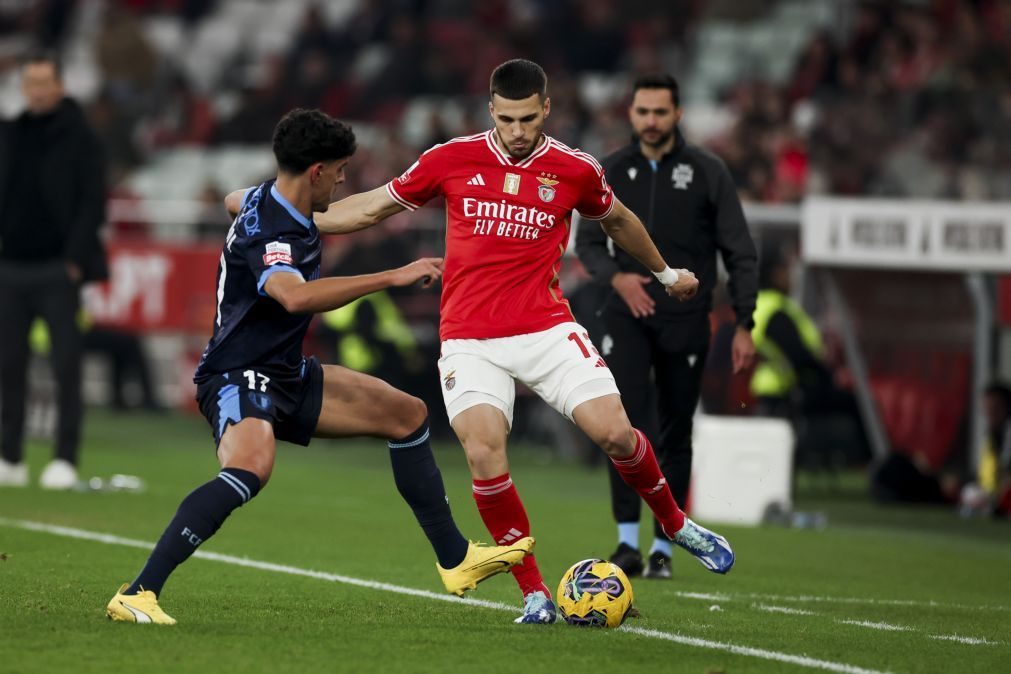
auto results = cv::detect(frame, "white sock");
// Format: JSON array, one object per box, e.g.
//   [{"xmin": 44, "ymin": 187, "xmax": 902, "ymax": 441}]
[
  {"xmin": 650, "ymin": 537, "xmax": 673, "ymax": 557},
  {"xmin": 617, "ymin": 522, "xmax": 639, "ymax": 549}
]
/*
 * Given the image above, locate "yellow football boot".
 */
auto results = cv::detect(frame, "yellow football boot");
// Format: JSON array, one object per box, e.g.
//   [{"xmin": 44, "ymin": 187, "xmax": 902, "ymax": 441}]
[
  {"xmin": 438, "ymin": 537, "xmax": 535, "ymax": 596},
  {"xmin": 106, "ymin": 584, "xmax": 177, "ymax": 625}
]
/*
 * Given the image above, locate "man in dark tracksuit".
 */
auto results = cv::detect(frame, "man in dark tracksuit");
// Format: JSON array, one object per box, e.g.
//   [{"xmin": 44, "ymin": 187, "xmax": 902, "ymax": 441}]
[
  {"xmin": 576, "ymin": 74, "xmax": 757, "ymax": 577},
  {"xmin": 0, "ymin": 50, "xmax": 107, "ymax": 490}
]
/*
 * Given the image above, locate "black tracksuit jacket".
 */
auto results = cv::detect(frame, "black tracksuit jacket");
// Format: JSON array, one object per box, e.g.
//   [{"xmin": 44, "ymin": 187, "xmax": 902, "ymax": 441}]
[{"xmin": 576, "ymin": 129, "xmax": 757, "ymax": 333}]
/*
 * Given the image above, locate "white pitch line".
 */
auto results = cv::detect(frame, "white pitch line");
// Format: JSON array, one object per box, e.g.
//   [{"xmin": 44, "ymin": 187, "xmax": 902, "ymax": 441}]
[
  {"xmin": 0, "ymin": 517, "xmax": 893, "ymax": 674},
  {"xmin": 930, "ymin": 635, "xmax": 1000, "ymax": 646},
  {"xmin": 621, "ymin": 627, "xmax": 892, "ymax": 674},
  {"xmin": 676, "ymin": 591, "xmax": 1009, "ymax": 613},
  {"xmin": 754, "ymin": 604, "xmax": 817, "ymax": 616},
  {"xmin": 0, "ymin": 517, "xmax": 513, "ymax": 613},
  {"xmin": 838, "ymin": 620, "xmax": 914, "ymax": 632},
  {"xmin": 751, "ymin": 600, "xmax": 999, "ymax": 646},
  {"xmin": 678, "ymin": 591, "xmax": 732, "ymax": 602}
]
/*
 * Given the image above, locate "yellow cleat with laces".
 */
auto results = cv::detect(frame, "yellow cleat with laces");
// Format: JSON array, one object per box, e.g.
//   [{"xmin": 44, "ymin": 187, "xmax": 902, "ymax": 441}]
[
  {"xmin": 106, "ymin": 584, "xmax": 177, "ymax": 625},
  {"xmin": 438, "ymin": 537, "xmax": 535, "ymax": 596}
]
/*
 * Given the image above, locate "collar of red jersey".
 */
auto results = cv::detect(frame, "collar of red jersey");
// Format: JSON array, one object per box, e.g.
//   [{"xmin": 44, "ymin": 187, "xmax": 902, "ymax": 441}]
[{"xmin": 485, "ymin": 131, "xmax": 553, "ymax": 169}]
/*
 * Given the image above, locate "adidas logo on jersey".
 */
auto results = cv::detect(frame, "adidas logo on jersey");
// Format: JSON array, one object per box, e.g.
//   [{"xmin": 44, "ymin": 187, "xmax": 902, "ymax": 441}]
[{"xmin": 467, "ymin": 174, "xmax": 486, "ymax": 186}]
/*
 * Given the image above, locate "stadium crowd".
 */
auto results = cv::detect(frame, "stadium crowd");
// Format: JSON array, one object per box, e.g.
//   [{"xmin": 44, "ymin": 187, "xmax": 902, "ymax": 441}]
[{"xmin": 3, "ymin": 0, "xmax": 1010, "ymax": 210}]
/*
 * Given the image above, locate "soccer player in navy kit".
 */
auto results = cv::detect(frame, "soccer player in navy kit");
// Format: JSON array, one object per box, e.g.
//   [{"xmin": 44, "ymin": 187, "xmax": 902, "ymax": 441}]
[{"xmin": 106, "ymin": 109, "xmax": 533, "ymax": 625}]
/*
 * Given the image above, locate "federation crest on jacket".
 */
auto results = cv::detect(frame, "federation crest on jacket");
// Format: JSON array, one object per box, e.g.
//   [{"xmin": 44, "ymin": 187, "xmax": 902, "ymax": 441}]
[{"xmin": 672, "ymin": 163, "xmax": 693, "ymax": 189}]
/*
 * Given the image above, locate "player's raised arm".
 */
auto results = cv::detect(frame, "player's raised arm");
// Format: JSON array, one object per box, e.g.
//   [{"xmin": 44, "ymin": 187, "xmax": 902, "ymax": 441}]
[
  {"xmin": 262, "ymin": 258, "xmax": 443, "ymax": 314},
  {"xmin": 224, "ymin": 188, "xmax": 250, "ymax": 218},
  {"xmin": 597, "ymin": 198, "xmax": 699, "ymax": 301},
  {"xmin": 314, "ymin": 185, "xmax": 406, "ymax": 235}
]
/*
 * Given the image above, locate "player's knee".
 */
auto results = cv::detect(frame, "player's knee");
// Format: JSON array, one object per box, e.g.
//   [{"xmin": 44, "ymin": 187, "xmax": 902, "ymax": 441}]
[
  {"xmin": 463, "ymin": 440, "xmax": 506, "ymax": 476},
  {"xmin": 597, "ymin": 424, "xmax": 636, "ymax": 458},
  {"xmin": 389, "ymin": 394, "xmax": 427, "ymax": 439},
  {"xmin": 406, "ymin": 395, "xmax": 428, "ymax": 428},
  {"xmin": 225, "ymin": 454, "xmax": 273, "ymax": 488}
]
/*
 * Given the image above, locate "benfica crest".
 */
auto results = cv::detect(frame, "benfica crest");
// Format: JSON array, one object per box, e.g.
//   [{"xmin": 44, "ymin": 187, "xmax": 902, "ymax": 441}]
[{"xmin": 537, "ymin": 176, "xmax": 559, "ymax": 202}]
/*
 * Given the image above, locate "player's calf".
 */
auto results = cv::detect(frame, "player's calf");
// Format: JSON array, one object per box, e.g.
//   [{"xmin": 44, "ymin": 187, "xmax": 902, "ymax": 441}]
[
  {"xmin": 121, "ymin": 467, "xmax": 262, "ymax": 599},
  {"xmin": 388, "ymin": 414, "xmax": 470, "ymax": 569}
]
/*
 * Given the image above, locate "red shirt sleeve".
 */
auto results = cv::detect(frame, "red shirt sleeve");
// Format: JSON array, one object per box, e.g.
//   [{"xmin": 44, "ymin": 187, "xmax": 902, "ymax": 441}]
[
  {"xmin": 574, "ymin": 159, "xmax": 615, "ymax": 220},
  {"xmin": 386, "ymin": 146, "xmax": 445, "ymax": 211}
]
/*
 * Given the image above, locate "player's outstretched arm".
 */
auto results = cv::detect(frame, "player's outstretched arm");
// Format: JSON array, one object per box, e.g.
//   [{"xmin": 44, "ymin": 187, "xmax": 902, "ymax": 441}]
[
  {"xmin": 315, "ymin": 185, "xmax": 406, "ymax": 235},
  {"xmin": 598, "ymin": 198, "xmax": 699, "ymax": 301},
  {"xmin": 224, "ymin": 188, "xmax": 249, "ymax": 218},
  {"xmin": 262, "ymin": 258, "xmax": 443, "ymax": 314}
]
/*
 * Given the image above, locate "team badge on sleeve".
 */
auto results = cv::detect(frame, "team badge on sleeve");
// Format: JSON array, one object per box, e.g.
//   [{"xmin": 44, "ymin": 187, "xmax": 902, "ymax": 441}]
[
  {"xmin": 398, "ymin": 160, "xmax": 419, "ymax": 185},
  {"xmin": 263, "ymin": 241, "xmax": 294, "ymax": 266}
]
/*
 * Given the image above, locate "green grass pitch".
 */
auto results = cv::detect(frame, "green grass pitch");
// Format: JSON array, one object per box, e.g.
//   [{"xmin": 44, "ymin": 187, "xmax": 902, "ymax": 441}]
[{"xmin": 0, "ymin": 410, "xmax": 1008, "ymax": 673}]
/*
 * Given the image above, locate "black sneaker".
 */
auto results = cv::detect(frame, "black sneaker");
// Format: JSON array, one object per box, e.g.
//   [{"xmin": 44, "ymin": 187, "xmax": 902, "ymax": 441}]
[
  {"xmin": 643, "ymin": 550, "xmax": 672, "ymax": 579},
  {"xmin": 608, "ymin": 543, "xmax": 644, "ymax": 577}
]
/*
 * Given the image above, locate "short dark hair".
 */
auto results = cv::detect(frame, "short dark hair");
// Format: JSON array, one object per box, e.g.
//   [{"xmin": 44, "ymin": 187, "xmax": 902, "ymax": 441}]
[
  {"xmin": 490, "ymin": 59, "xmax": 547, "ymax": 101},
  {"xmin": 632, "ymin": 73, "xmax": 679, "ymax": 107},
  {"xmin": 21, "ymin": 47, "xmax": 62, "ymax": 79},
  {"xmin": 272, "ymin": 108, "xmax": 357, "ymax": 174}
]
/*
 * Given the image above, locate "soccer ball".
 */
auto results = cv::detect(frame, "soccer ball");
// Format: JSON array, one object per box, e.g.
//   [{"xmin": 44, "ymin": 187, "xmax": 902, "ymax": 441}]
[{"xmin": 556, "ymin": 558, "xmax": 634, "ymax": 628}]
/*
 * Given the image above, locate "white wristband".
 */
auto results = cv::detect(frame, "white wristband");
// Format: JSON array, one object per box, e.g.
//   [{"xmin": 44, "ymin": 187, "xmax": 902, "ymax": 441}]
[{"xmin": 653, "ymin": 266, "xmax": 679, "ymax": 287}]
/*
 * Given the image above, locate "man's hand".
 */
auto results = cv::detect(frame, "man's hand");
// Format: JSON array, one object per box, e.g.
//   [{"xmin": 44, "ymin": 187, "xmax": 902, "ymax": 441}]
[
  {"xmin": 612, "ymin": 272, "xmax": 655, "ymax": 318},
  {"xmin": 731, "ymin": 325, "xmax": 756, "ymax": 374},
  {"xmin": 664, "ymin": 268, "xmax": 699, "ymax": 301},
  {"xmin": 390, "ymin": 257, "xmax": 444, "ymax": 288}
]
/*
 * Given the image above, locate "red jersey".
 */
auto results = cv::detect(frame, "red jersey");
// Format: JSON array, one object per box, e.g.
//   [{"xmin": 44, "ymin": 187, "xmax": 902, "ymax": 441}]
[{"xmin": 387, "ymin": 130, "xmax": 615, "ymax": 340}]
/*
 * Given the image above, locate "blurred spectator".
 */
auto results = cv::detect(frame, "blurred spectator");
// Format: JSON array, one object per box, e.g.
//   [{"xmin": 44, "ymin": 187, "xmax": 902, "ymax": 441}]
[
  {"xmin": 961, "ymin": 382, "xmax": 1011, "ymax": 518},
  {"xmin": 750, "ymin": 241, "xmax": 869, "ymax": 468},
  {"xmin": 96, "ymin": 5, "xmax": 158, "ymax": 113},
  {"xmin": 561, "ymin": 0, "xmax": 628, "ymax": 73},
  {"xmin": 0, "ymin": 49, "xmax": 106, "ymax": 490},
  {"xmin": 140, "ymin": 74, "xmax": 216, "ymax": 149},
  {"xmin": 84, "ymin": 327, "xmax": 161, "ymax": 411},
  {"xmin": 787, "ymin": 30, "xmax": 839, "ymax": 102},
  {"xmin": 192, "ymin": 182, "xmax": 230, "ymax": 240},
  {"xmin": 87, "ymin": 87, "xmax": 142, "ymax": 185}
]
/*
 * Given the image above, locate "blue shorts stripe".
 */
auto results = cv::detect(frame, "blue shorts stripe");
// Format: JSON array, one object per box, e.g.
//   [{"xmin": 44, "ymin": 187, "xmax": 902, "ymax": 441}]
[{"xmin": 216, "ymin": 384, "xmax": 242, "ymax": 440}]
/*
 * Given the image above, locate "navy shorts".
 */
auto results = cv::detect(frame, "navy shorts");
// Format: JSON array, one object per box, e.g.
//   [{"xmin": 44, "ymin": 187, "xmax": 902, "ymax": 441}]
[{"xmin": 195, "ymin": 356, "xmax": 325, "ymax": 447}]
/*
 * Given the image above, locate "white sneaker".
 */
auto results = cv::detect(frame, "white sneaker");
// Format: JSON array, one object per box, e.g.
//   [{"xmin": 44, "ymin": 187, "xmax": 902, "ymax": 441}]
[
  {"xmin": 0, "ymin": 459, "xmax": 28, "ymax": 487},
  {"xmin": 39, "ymin": 459, "xmax": 78, "ymax": 490}
]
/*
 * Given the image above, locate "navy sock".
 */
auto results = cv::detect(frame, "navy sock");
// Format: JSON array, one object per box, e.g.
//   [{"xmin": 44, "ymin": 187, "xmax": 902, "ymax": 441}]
[
  {"xmin": 127, "ymin": 468, "xmax": 261, "ymax": 596},
  {"xmin": 388, "ymin": 419, "xmax": 468, "ymax": 568}
]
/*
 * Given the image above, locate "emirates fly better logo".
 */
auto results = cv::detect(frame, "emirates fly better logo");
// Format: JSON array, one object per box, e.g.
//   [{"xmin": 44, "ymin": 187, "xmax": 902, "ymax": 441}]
[{"xmin": 465, "ymin": 197, "xmax": 557, "ymax": 241}]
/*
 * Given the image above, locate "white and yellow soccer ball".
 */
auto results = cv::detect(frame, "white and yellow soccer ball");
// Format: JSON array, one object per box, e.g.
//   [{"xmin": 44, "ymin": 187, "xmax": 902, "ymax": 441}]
[{"xmin": 556, "ymin": 558, "xmax": 634, "ymax": 628}]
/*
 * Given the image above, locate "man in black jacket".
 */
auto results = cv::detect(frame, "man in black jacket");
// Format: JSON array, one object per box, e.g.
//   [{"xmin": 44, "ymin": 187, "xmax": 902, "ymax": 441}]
[
  {"xmin": 0, "ymin": 50, "xmax": 107, "ymax": 490},
  {"xmin": 576, "ymin": 74, "xmax": 757, "ymax": 578}
]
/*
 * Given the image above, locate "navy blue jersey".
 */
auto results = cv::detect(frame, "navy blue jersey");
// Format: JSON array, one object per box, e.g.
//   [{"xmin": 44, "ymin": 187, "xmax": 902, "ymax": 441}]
[{"xmin": 194, "ymin": 179, "xmax": 321, "ymax": 383}]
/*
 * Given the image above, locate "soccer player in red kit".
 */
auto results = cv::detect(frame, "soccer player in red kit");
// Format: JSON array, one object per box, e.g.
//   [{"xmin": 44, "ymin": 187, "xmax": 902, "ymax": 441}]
[{"xmin": 317, "ymin": 59, "xmax": 735, "ymax": 623}]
